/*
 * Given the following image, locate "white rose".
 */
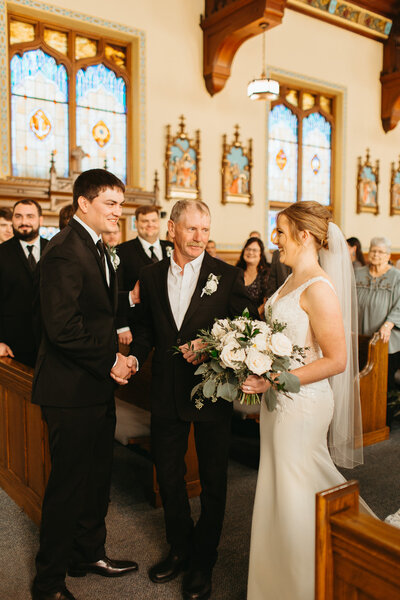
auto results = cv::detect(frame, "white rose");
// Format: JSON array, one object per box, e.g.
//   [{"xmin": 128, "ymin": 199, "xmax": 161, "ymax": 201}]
[
  {"xmin": 206, "ymin": 279, "xmax": 218, "ymax": 294},
  {"xmin": 253, "ymin": 320, "xmax": 270, "ymax": 336},
  {"xmin": 221, "ymin": 330, "xmax": 240, "ymax": 347},
  {"xmin": 212, "ymin": 319, "xmax": 229, "ymax": 339},
  {"xmin": 233, "ymin": 318, "xmax": 248, "ymax": 332},
  {"xmin": 220, "ymin": 342, "xmax": 244, "ymax": 370},
  {"xmin": 245, "ymin": 348, "xmax": 272, "ymax": 376},
  {"xmin": 251, "ymin": 333, "xmax": 268, "ymax": 351},
  {"xmin": 270, "ymin": 332, "xmax": 293, "ymax": 356}
]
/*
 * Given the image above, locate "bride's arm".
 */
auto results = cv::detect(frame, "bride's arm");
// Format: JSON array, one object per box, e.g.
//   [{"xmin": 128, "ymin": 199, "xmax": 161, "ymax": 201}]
[{"xmin": 242, "ymin": 281, "xmax": 347, "ymax": 394}]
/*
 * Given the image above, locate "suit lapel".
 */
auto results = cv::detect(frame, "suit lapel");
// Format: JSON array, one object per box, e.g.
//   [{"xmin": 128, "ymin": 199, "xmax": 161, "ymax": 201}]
[
  {"xmin": 179, "ymin": 253, "xmax": 214, "ymax": 331},
  {"xmin": 104, "ymin": 247, "xmax": 118, "ymax": 308},
  {"xmin": 134, "ymin": 237, "xmax": 152, "ymax": 265},
  {"xmin": 12, "ymin": 237, "xmax": 34, "ymax": 279},
  {"xmin": 156, "ymin": 258, "xmax": 178, "ymax": 333},
  {"xmin": 69, "ymin": 219, "xmax": 111, "ymax": 297}
]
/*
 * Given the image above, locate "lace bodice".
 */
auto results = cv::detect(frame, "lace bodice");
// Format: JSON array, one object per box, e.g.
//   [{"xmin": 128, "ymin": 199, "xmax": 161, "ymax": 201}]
[{"xmin": 266, "ymin": 275, "xmax": 335, "ymax": 366}]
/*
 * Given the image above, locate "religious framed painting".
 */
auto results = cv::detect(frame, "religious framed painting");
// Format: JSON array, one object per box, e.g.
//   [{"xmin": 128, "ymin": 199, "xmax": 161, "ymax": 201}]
[
  {"xmin": 390, "ymin": 157, "xmax": 400, "ymax": 216},
  {"xmin": 165, "ymin": 116, "xmax": 201, "ymax": 201},
  {"xmin": 356, "ymin": 149, "xmax": 379, "ymax": 215},
  {"xmin": 221, "ymin": 125, "xmax": 253, "ymax": 205}
]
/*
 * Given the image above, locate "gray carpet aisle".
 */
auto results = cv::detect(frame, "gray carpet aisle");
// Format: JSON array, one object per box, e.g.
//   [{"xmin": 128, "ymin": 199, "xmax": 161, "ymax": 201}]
[{"xmin": 0, "ymin": 420, "xmax": 399, "ymax": 600}]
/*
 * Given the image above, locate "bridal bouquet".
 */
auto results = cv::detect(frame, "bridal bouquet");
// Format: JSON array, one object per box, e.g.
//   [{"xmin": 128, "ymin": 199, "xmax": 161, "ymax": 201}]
[{"xmin": 186, "ymin": 309, "xmax": 306, "ymax": 412}]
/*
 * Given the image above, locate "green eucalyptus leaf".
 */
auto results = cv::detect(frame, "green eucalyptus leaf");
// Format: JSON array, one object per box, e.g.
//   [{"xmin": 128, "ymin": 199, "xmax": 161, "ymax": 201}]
[
  {"xmin": 265, "ymin": 387, "xmax": 278, "ymax": 411},
  {"xmin": 272, "ymin": 356, "xmax": 291, "ymax": 371},
  {"xmin": 194, "ymin": 363, "xmax": 209, "ymax": 376},
  {"xmin": 217, "ymin": 382, "xmax": 237, "ymax": 402},
  {"xmin": 210, "ymin": 359, "xmax": 224, "ymax": 373},
  {"xmin": 190, "ymin": 382, "xmax": 203, "ymax": 400},
  {"xmin": 277, "ymin": 372, "xmax": 300, "ymax": 393},
  {"xmin": 203, "ymin": 378, "xmax": 217, "ymax": 398}
]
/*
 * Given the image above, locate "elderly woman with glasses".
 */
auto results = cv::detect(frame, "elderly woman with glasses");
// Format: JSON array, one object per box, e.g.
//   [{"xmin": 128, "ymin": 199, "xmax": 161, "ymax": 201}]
[{"xmin": 355, "ymin": 236, "xmax": 400, "ymax": 420}]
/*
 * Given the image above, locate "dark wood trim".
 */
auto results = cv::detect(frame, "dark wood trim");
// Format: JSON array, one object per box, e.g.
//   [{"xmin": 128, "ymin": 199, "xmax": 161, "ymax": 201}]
[{"xmin": 381, "ymin": 17, "xmax": 400, "ymax": 132}]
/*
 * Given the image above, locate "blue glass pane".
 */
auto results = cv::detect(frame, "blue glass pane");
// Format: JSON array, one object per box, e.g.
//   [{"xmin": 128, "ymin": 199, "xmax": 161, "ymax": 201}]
[
  {"xmin": 10, "ymin": 49, "xmax": 69, "ymax": 178},
  {"xmin": 11, "ymin": 49, "xmax": 68, "ymax": 101},
  {"xmin": 267, "ymin": 209, "xmax": 280, "ymax": 250},
  {"xmin": 302, "ymin": 112, "xmax": 331, "ymax": 205},
  {"xmin": 76, "ymin": 64, "xmax": 127, "ymax": 182},
  {"xmin": 76, "ymin": 64, "xmax": 126, "ymax": 112},
  {"xmin": 268, "ymin": 104, "xmax": 298, "ymax": 203}
]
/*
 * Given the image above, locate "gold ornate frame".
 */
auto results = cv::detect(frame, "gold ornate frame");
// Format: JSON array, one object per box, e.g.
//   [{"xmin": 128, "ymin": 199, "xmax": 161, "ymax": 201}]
[
  {"xmin": 221, "ymin": 125, "xmax": 253, "ymax": 206},
  {"xmin": 390, "ymin": 156, "xmax": 400, "ymax": 216},
  {"xmin": 165, "ymin": 115, "xmax": 201, "ymax": 201},
  {"xmin": 356, "ymin": 149, "xmax": 379, "ymax": 215}
]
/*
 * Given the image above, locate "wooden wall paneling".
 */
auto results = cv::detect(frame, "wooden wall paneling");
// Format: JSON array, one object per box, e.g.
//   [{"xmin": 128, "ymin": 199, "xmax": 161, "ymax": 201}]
[
  {"xmin": 7, "ymin": 388, "xmax": 27, "ymax": 484},
  {"xmin": 26, "ymin": 401, "xmax": 46, "ymax": 498},
  {"xmin": 0, "ymin": 386, "xmax": 7, "ymax": 469}
]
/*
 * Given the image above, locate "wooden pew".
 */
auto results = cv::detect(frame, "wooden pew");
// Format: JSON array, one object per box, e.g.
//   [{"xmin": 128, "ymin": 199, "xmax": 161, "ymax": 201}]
[
  {"xmin": 316, "ymin": 480, "xmax": 400, "ymax": 599},
  {"xmin": 359, "ymin": 333, "xmax": 390, "ymax": 446}
]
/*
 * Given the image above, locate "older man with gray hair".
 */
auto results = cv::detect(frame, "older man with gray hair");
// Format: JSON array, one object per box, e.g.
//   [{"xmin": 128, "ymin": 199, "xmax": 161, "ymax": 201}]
[
  {"xmin": 131, "ymin": 199, "xmax": 256, "ymax": 600},
  {"xmin": 355, "ymin": 235, "xmax": 400, "ymax": 423}
]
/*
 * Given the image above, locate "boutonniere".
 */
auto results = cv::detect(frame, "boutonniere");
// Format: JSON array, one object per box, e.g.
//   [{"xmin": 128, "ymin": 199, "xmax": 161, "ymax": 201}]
[
  {"xmin": 166, "ymin": 246, "xmax": 173, "ymax": 258},
  {"xmin": 106, "ymin": 244, "xmax": 120, "ymax": 270},
  {"xmin": 201, "ymin": 273, "xmax": 221, "ymax": 297}
]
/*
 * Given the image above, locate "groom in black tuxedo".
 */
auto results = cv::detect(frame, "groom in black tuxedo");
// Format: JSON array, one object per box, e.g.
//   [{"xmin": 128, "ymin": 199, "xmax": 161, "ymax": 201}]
[
  {"xmin": 31, "ymin": 169, "xmax": 138, "ymax": 600},
  {"xmin": 131, "ymin": 200, "xmax": 256, "ymax": 600}
]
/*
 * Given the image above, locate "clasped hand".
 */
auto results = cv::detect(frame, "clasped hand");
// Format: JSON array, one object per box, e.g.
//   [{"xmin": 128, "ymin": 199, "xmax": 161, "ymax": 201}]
[
  {"xmin": 241, "ymin": 374, "xmax": 271, "ymax": 394},
  {"xmin": 180, "ymin": 338, "xmax": 207, "ymax": 365},
  {"xmin": 110, "ymin": 352, "xmax": 137, "ymax": 385}
]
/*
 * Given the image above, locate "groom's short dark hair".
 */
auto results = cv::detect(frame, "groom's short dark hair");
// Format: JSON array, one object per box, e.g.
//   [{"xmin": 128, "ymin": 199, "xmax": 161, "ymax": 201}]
[{"xmin": 73, "ymin": 169, "xmax": 125, "ymax": 210}]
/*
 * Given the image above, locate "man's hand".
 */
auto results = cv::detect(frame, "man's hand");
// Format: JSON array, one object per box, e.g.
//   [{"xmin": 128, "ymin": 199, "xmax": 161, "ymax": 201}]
[
  {"xmin": 0, "ymin": 343, "xmax": 14, "ymax": 358},
  {"xmin": 110, "ymin": 352, "xmax": 136, "ymax": 385},
  {"xmin": 180, "ymin": 338, "xmax": 207, "ymax": 365},
  {"xmin": 129, "ymin": 281, "xmax": 140, "ymax": 305},
  {"xmin": 118, "ymin": 330, "xmax": 133, "ymax": 345}
]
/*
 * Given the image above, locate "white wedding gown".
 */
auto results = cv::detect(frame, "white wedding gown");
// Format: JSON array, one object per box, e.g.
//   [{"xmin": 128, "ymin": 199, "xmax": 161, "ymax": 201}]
[{"xmin": 247, "ymin": 276, "xmax": 348, "ymax": 600}]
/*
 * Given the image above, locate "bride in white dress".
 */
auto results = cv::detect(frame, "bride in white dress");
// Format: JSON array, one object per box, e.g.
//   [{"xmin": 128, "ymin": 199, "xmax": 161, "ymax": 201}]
[{"xmin": 243, "ymin": 201, "xmax": 363, "ymax": 600}]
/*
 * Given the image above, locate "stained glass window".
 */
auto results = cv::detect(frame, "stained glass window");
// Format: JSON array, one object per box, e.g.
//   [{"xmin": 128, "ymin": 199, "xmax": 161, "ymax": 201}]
[
  {"xmin": 10, "ymin": 49, "xmax": 69, "ymax": 178},
  {"xmin": 9, "ymin": 15, "xmax": 130, "ymax": 182},
  {"xmin": 302, "ymin": 112, "xmax": 331, "ymax": 205},
  {"xmin": 268, "ymin": 104, "xmax": 298, "ymax": 204},
  {"xmin": 76, "ymin": 64, "xmax": 127, "ymax": 182},
  {"xmin": 267, "ymin": 209, "xmax": 280, "ymax": 250}
]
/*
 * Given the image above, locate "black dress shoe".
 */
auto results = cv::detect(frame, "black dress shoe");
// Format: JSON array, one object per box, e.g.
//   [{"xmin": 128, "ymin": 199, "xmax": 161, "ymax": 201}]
[
  {"xmin": 68, "ymin": 556, "xmax": 138, "ymax": 578},
  {"xmin": 182, "ymin": 567, "xmax": 212, "ymax": 600},
  {"xmin": 149, "ymin": 551, "xmax": 189, "ymax": 584},
  {"xmin": 32, "ymin": 585, "xmax": 77, "ymax": 600}
]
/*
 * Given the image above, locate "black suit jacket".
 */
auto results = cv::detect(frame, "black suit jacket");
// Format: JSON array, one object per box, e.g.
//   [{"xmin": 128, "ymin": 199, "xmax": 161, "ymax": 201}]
[
  {"xmin": 116, "ymin": 237, "xmax": 173, "ymax": 330},
  {"xmin": 32, "ymin": 219, "xmax": 118, "ymax": 408},
  {"xmin": 131, "ymin": 252, "xmax": 257, "ymax": 422},
  {"xmin": 265, "ymin": 249, "xmax": 291, "ymax": 298},
  {"xmin": 0, "ymin": 235, "xmax": 48, "ymax": 365}
]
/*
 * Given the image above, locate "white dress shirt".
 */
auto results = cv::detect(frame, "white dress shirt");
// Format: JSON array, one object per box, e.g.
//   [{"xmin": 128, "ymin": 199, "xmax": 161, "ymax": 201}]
[
  {"xmin": 20, "ymin": 237, "xmax": 41, "ymax": 263},
  {"xmin": 73, "ymin": 215, "xmax": 110, "ymax": 286},
  {"xmin": 168, "ymin": 251, "xmax": 204, "ymax": 330},
  {"xmin": 138, "ymin": 236, "xmax": 163, "ymax": 261}
]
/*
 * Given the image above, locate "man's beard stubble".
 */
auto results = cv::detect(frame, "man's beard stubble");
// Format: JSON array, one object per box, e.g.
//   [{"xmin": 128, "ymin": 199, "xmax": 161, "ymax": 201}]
[{"xmin": 13, "ymin": 226, "xmax": 40, "ymax": 242}]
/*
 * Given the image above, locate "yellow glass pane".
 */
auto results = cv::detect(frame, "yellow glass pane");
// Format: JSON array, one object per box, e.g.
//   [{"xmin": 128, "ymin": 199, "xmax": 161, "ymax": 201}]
[
  {"xmin": 9, "ymin": 20, "xmax": 35, "ymax": 45},
  {"xmin": 105, "ymin": 44, "xmax": 126, "ymax": 68},
  {"xmin": 285, "ymin": 89, "xmax": 298, "ymax": 107},
  {"xmin": 302, "ymin": 92, "xmax": 316, "ymax": 110},
  {"xmin": 320, "ymin": 95, "xmax": 332, "ymax": 114},
  {"xmin": 75, "ymin": 36, "xmax": 97, "ymax": 60},
  {"xmin": 44, "ymin": 29, "xmax": 68, "ymax": 55}
]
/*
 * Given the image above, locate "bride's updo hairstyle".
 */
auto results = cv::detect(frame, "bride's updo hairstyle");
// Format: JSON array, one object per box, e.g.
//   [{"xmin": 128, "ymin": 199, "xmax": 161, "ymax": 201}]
[{"xmin": 278, "ymin": 201, "xmax": 332, "ymax": 250}]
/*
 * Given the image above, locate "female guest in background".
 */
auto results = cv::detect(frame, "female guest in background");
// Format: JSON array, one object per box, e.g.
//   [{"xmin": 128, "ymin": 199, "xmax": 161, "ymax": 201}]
[
  {"xmin": 355, "ymin": 236, "xmax": 400, "ymax": 422},
  {"xmin": 236, "ymin": 237, "xmax": 270, "ymax": 316},
  {"xmin": 347, "ymin": 236, "xmax": 366, "ymax": 269}
]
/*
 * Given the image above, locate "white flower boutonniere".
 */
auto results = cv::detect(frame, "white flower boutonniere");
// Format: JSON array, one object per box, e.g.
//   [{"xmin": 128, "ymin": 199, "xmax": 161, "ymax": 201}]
[
  {"xmin": 166, "ymin": 245, "xmax": 173, "ymax": 258},
  {"xmin": 106, "ymin": 244, "xmax": 120, "ymax": 270},
  {"xmin": 201, "ymin": 273, "xmax": 221, "ymax": 297}
]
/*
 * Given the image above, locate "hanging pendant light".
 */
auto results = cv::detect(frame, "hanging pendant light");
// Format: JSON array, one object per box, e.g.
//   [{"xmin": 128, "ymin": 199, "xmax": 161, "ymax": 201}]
[{"xmin": 247, "ymin": 22, "xmax": 279, "ymax": 101}]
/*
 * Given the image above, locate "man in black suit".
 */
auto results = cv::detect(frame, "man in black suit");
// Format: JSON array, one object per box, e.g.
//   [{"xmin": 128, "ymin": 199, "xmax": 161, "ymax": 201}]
[
  {"xmin": 131, "ymin": 200, "xmax": 256, "ymax": 600},
  {"xmin": 116, "ymin": 205, "xmax": 173, "ymax": 345},
  {"xmin": 265, "ymin": 248, "xmax": 291, "ymax": 298},
  {"xmin": 31, "ymin": 170, "xmax": 138, "ymax": 600},
  {"xmin": 0, "ymin": 199, "xmax": 48, "ymax": 366}
]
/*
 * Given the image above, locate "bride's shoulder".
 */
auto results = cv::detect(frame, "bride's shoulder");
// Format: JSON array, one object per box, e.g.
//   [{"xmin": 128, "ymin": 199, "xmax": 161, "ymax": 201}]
[{"xmin": 300, "ymin": 272, "xmax": 337, "ymax": 308}]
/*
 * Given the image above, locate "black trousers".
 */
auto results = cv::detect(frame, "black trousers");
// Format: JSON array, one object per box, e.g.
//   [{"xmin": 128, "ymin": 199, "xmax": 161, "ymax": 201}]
[
  {"xmin": 34, "ymin": 401, "xmax": 116, "ymax": 593},
  {"xmin": 388, "ymin": 351, "xmax": 400, "ymax": 393},
  {"xmin": 151, "ymin": 414, "xmax": 231, "ymax": 569}
]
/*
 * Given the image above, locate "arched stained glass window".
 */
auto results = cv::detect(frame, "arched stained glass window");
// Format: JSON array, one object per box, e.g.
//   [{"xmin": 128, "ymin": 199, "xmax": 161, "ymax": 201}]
[
  {"xmin": 10, "ymin": 49, "xmax": 68, "ymax": 178},
  {"xmin": 267, "ymin": 85, "xmax": 335, "ymax": 240},
  {"xmin": 76, "ymin": 64, "xmax": 127, "ymax": 183},
  {"xmin": 302, "ymin": 112, "xmax": 331, "ymax": 205},
  {"xmin": 268, "ymin": 104, "xmax": 298, "ymax": 204},
  {"xmin": 8, "ymin": 15, "xmax": 130, "ymax": 182}
]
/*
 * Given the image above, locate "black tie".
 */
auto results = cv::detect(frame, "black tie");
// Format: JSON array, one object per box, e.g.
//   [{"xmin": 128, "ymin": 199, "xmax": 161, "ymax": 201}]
[
  {"xmin": 27, "ymin": 245, "xmax": 37, "ymax": 271},
  {"xmin": 149, "ymin": 246, "xmax": 159, "ymax": 263},
  {"xmin": 96, "ymin": 240, "xmax": 107, "ymax": 278}
]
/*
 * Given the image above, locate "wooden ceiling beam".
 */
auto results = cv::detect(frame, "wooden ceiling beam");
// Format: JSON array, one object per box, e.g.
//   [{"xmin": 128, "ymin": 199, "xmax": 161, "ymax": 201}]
[
  {"xmin": 200, "ymin": 0, "xmax": 286, "ymax": 96},
  {"xmin": 381, "ymin": 17, "xmax": 400, "ymax": 132}
]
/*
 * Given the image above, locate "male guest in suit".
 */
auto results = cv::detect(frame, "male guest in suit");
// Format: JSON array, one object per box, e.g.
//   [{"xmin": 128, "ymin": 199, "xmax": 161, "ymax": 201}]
[
  {"xmin": 116, "ymin": 205, "xmax": 173, "ymax": 344},
  {"xmin": 0, "ymin": 199, "xmax": 48, "ymax": 366},
  {"xmin": 264, "ymin": 247, "xmax": 291, "ymax": 298},
  {"xmin": 31, "ymin": 170, "xmax": 138, "ymax": 600},
  {"xmin": 131, "ymin": 200, "xmax": 256, "ymax": 600}
]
